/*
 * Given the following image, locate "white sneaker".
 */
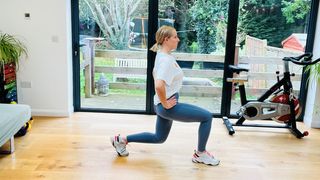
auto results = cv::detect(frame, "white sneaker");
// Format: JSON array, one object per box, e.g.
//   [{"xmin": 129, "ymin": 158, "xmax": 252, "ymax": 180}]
[
  {"xmin": 110, "ymin": 135, "xmax": 129, "ymax": 156},
  {"xmin": 192, "ymin": 150, "xmax": 220, "ymax": 166}
]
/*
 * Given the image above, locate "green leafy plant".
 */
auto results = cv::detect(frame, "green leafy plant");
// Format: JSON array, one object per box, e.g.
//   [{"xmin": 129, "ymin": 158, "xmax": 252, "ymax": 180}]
[
  {"xmin": 189, "ymin": 0, "xmax": 228, "ymax": 54},
  {"xmin": 0, "ymin": 32, "xmax": 27, "ymax": 65},
  {"xmin": 305, "ymin": 63, "xmax": 320, "ymax": 84},
  {"xmin": 282, "ymin": 0, "xmax": 311, "ymax": 24}
]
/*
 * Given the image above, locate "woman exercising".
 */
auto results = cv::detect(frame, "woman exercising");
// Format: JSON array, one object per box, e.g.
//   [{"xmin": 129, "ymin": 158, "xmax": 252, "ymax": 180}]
[{"xmin": 110, "ymin": 25, "xmax": 220, "ymax": 166}]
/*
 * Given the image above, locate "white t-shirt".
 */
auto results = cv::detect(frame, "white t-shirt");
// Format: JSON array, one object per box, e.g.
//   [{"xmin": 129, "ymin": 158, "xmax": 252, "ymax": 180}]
[{"xmin": 153, "ymin": 52, "xmax": 184, "ymax": 105}]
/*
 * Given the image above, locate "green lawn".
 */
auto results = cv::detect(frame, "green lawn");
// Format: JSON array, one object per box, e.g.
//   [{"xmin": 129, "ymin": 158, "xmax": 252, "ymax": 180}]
[{"xmin": 80, "ymin": 56, "xmax": 146, "ymax": 97}]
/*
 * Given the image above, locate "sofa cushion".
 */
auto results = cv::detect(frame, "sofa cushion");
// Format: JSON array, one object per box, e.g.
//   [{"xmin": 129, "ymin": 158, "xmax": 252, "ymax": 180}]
[{"xmin": 0, "ymin": 103, "xmax": 31, "ymax": 147}]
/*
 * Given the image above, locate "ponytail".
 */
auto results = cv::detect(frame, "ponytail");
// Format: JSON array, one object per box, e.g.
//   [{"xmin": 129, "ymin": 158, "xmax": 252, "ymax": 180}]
[{"xmin": 150, "ymin": 42, "xmax": 159, "ymax": 52}]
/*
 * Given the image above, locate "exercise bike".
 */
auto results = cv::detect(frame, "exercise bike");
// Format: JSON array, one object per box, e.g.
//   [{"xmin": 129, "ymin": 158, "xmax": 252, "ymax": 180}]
[{"xmin": 223, "ymin": 53, "xmax": 320, "ymax": 138}]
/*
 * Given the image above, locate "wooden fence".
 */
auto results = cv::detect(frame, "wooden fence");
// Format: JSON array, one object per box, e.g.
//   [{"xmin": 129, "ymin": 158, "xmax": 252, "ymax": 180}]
[{"xmin": 80, "ymin": 38, "xmax": 303, "ymax": 98}]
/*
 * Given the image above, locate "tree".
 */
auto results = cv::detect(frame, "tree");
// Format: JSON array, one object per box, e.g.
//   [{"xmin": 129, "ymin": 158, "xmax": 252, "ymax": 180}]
[
  {"xmin": 189, "ymin": 0, "xmax": 228, "ymax": 54},
  {"xmin": 240, "ymin": 0, "xmax": 290, "ymax": 47},
  {"xmin": 83, "ymin": 0, "xmax": 142, "ymax": 50},
  {"xmin": 239, "ymin": 0, "xmax": 311, "ymax": 47},
  {"xmin": 282, "ymin": 0, "xmax": 311, "ymax": 24},
  {"xmin": 159, "ymin": 0, "xmax": 194, "ymax": 52}
]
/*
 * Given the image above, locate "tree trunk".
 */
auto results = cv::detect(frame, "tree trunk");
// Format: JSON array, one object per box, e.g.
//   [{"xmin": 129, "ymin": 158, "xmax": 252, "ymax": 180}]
[{"xmin": 84, "ymin": 0, "xmax": 142, "ymax": 49}]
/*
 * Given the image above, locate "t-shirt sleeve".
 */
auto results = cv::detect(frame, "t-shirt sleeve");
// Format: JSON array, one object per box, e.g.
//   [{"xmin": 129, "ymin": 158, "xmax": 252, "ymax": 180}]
[{"xmin": 155, "ymin": 61, "xmax": 175, "ymax": 85}]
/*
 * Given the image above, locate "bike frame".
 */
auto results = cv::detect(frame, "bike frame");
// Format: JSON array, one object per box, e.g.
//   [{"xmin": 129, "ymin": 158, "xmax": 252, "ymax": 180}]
[{"xmin": 223, "ymin": 60, "xmax": 305, "ymax": 138}]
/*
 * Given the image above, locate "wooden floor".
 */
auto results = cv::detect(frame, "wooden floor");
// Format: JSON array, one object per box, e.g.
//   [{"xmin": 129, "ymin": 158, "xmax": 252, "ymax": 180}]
[{"xmin": 1, "ymin": 112, "xmax": 320, "ymax": 180}]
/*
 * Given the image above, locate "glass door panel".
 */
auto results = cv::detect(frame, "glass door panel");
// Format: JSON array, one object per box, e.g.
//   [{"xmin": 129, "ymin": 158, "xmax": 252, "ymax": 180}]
[
  {"xmin": 159, "ymin": 0, "xmax": 229, "ymax": 113},
  {"xmin": 230, "ymin": 0, "xmax": 313, "ymax": 114},
  {"xmin": 78, "ymin": 0, "xmax": 149, "ymax": 110}
]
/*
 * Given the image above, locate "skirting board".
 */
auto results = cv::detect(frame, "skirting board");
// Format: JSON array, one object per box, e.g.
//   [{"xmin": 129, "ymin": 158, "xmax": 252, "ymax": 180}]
[
  {"xmin": 311, "ymin": 120, "xmax": 320, "ymax": 128},
  {"xmin": 31, "ymin": 108, "xmax": 73, "ymax": 117},
  {"xmin": 304, "ymin": 114, "xmax": 320, "ymax": 128}
]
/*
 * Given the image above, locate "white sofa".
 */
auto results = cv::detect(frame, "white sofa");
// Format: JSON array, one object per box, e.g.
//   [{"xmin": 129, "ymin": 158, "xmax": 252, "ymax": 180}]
[{"xmin": 0, "ymin": 103, "xmax": 31, "ymax": 154}]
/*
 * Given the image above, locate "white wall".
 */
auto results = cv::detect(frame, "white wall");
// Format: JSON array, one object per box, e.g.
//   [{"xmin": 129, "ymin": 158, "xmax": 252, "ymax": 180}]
[
  {"xmin": 0, "ymin": 0, "xmax": 73, "ymax": 116},
  {"xmin": 304, "ymin": 6, "xmax": 320, "ymax": 128}
]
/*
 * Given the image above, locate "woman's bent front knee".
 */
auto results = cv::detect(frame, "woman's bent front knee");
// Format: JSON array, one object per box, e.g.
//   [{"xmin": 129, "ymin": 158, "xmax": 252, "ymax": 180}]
[
  {"xmin": 154, "ymin": 135, "xmax": 168, "ymax": 143},
  {"xmin": 203, "ymin": 110, "xmax": 213, "ymax": 122}
]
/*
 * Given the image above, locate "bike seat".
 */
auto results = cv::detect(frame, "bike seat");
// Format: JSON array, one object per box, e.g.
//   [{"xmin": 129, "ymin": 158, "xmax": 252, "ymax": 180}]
[{"xmin": 229, "ymin": 65, "xmax": 249, "ymax": 73}]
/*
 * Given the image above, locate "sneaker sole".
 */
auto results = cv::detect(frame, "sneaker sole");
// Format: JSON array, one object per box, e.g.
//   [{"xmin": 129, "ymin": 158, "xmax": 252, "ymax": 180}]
[{"xmin": 192, "ymin": 158, "xmax": 220, "ymax": 166}]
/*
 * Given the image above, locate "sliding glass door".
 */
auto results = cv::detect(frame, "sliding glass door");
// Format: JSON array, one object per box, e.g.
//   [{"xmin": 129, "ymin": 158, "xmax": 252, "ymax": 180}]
[
  {"xmin": 230, "ymin": 0, "xmax": 314, "ymax": 115},
  {"xmin": 158, "ymin": 0, "xmax": 229, "ymax": 113},
  {"xmin": 76, "ymin": 0, "xmax": 149, "ymax": 111}
]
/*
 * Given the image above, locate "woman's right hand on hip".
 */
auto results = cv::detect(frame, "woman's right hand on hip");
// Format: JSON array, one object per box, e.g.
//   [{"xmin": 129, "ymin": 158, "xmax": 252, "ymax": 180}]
[{"xmin": 162, "ymin": 96, "xmax": 177, "ymax": 109}]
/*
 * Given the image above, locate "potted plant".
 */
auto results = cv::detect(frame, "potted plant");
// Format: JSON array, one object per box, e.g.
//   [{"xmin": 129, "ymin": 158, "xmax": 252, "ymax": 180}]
[
  {"xmin": 304, "ymin": 59, "xmax": 320, "ymax": 127},
  {"xmin": 0, "ymin": 32, "xmax": 27, "ymax": 65},
  {"xmin": 305, "ymin": 63, "xmax": 320, "ymax": 82},
  {"xmin": 0, "ymin": 32, "xmax": 27, "ymax": 103}
]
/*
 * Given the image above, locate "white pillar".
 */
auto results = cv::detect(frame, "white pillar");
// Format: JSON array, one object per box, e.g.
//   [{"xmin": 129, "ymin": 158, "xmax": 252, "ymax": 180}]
[{"xmin": 304, "ymin": 6, "xmax": 320, "ymax": 128}]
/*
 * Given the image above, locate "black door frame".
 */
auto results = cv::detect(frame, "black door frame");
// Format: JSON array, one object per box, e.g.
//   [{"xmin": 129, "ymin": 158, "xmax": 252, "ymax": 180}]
[{"xmin": 220, "ymin": 0, "xmax": 239, "ymax": 117}]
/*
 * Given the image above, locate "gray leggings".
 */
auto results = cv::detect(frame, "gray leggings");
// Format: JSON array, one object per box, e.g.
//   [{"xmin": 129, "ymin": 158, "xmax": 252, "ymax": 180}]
[{"xmin": 127, "ymin": 93, "xmax": 213, "ymax": 151}]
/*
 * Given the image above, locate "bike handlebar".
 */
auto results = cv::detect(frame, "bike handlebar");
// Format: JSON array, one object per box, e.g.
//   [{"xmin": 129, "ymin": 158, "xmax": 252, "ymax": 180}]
[{"xmin": 283, "ymin": 53, "xmax": 320, "ymax": 65}]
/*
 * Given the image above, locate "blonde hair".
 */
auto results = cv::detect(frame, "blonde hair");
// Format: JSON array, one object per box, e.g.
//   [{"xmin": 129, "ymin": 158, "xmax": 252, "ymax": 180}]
[{"xmin": 150, "ymin": 25, "xmax": 176, "ymax": 52}]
